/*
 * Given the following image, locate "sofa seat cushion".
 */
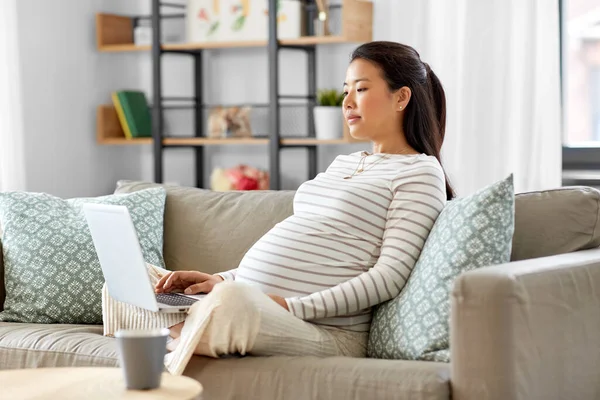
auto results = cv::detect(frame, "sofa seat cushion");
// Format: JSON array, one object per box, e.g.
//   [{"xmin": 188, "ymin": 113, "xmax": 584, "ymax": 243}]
[
  {"xmin": 184, "ymin": 355, "xmax": 450, "ymax": 400},
  {"xmin": 0, "ymin": 322, "xmax": 450, "ymax": 400},
  {"xmin": 0, "ymin": 323, "xmax": 118, "ymax": 369}
]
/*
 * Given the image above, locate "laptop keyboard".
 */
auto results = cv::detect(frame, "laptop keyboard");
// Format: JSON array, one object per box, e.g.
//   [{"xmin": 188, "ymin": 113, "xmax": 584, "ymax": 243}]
[{"xmin": 156, "ymin": 293, "xmax": 199, "ymax": 307}]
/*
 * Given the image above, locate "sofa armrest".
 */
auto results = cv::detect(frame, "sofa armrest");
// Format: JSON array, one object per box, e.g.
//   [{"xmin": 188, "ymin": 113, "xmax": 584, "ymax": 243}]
[{"xmin": 450, "ymin": 248, "xmax": 600, "ymax": 400}]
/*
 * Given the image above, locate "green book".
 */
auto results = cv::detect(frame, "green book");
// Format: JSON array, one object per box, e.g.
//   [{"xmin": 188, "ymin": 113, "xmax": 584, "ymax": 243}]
[{"xmin": 116, "ymin": 91, "xmax": 152, "ymax": 138}]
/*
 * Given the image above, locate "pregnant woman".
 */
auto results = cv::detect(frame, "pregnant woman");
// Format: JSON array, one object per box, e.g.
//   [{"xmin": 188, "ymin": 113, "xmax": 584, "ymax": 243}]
[{"xmin": 103, "ymin": 41, "xmax": 454, "ymax": 375}]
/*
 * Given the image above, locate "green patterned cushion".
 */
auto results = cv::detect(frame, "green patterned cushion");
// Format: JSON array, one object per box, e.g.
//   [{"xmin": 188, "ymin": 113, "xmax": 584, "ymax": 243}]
[
  {"xmin": 0, "ymin": 188, "xmax": 166, "ymax": 324},
  {"xmin": 367, "ymin": 175, "xmax": 515, "ymax": 362}
]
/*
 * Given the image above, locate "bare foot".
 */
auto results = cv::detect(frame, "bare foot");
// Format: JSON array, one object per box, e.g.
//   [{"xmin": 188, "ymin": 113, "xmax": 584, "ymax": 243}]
[
  {"xmin": 169, "ymin": 322, "xmax": 185, "ymax": 339},
  {"xmin": 167, "ymin": 337, "xmax": 180, "ymax": 352}
]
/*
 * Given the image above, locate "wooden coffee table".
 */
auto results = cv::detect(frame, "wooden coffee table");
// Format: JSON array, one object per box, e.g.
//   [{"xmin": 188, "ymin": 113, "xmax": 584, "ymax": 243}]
[{"xmin": 0, "ymin": 367, "xmax": 203, "ymax": 399}]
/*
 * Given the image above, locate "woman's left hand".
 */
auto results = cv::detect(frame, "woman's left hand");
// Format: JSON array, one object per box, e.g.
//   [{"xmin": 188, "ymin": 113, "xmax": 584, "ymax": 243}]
[{"xmin": 267, "ymin": 294, "xmax": 289, "ymax": 311}]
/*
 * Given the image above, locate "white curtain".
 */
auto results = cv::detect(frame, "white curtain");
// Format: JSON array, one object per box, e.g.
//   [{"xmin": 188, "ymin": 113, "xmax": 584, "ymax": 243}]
[
  {"xmin": 0, "ymin": 0, "xmax": 26, "ymax": 192},
  {"xmin": 374, "ymin": 0, "xmax": 562, "ymax": 196}
]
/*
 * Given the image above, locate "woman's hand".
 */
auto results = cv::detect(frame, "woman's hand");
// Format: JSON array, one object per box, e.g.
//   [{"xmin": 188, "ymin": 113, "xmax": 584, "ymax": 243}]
[
  {"xmin": 155, "ymin": 271, "xmax": 224, "ymax": 295},
  {"xmin": 267, "ymin": 294, "xmax": 289, "ymax": 311}
]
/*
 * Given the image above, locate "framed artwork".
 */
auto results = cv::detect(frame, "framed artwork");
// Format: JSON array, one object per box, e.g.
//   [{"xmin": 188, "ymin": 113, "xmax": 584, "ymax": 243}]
[{"xmin": 187, "ymin": 0, "xmax": 303, "ymax": 42}]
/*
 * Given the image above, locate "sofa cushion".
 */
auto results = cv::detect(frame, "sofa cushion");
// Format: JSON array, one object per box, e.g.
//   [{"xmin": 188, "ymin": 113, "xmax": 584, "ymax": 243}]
[
  {"xmin": 512, "ymin": 186, "xmax": 600, "ymax": 261},
  {"xmin": 0, "ymin": 322, "xmax": 118, "ymax": 369},
  {"xmin": 0, "ymin": 188, "xmax": 166, "ymax": 324},
  {"xmin": 184, "ymin": 355, "xmax": 450, "ymax": 400},
  {"xmin": 368, "ymin": 175, "xmax": 515, "ymax": 362},
  {"xmin": 114, "ymin": 181, "xmax": 295, "ymax": 275},
  {"xmin": 0, "ymin": 322, "xmax": 450, "ymax": 400}
]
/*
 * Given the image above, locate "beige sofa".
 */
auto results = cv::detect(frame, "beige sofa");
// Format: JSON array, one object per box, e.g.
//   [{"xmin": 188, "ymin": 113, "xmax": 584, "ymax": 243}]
[{"xmin": 1, "ymin": 181, "xmax": 600, "ymax": 400}]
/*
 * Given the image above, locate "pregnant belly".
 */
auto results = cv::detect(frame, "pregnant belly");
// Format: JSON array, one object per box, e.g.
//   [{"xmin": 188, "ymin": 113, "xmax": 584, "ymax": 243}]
[{"xmin": 234, "ymin": 220, "xmax": 375, "ymax": 298}]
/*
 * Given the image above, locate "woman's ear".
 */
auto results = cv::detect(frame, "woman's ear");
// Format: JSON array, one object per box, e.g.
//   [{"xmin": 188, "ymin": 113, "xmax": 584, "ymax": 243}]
[{"xmin": 396, "ymin": 87, "xmax": 412, "ymax": 111}]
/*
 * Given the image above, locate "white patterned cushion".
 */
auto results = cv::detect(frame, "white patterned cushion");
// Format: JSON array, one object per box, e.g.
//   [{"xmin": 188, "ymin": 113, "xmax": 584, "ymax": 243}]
[
  {"xmin": 0, "ymin": 188, "xmax": 166, "ymax": 324},
  {"xmin": 367, "ymin": 175, "xmax": 515, "ymax": 361}
]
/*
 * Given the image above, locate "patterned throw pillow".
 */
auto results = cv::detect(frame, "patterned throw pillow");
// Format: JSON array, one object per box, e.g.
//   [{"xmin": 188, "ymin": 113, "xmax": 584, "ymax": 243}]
[
  {"xmin": 0, "ymin": 188, "xmax": 166, "ymax": 324},
  {"xmin": 367, "ymin": 175, "xmax": 515, "ymax": 362}
]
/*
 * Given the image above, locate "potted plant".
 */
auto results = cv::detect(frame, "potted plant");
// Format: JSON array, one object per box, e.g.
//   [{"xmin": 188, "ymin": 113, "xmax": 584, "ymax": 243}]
[{"xmin": 314, "ymin": 89, "xmax": 344, "ymax": 140}]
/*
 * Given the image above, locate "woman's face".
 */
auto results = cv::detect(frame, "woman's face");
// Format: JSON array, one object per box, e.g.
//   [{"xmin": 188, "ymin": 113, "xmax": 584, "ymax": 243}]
[{"xmin": 343, "ymin": 59, "xmax": 402, "ymax": 141}]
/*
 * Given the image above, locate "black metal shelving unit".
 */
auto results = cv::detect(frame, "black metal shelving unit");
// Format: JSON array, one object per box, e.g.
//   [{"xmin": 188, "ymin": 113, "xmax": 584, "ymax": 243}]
[
  {"xmin": 148, "ymin": 0, "xmax": 343, "ymax": 190},
  {"xmin": 151, "ymin": 1, "xmax": 205, "ymax": 188},
  {"xmin": 267, "ymin": 0, "xmax": 319, "ymax": 190}
]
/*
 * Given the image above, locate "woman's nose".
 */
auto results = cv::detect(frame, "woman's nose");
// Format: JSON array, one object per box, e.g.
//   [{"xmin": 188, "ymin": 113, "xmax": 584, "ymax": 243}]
[{"xmin": 343, "ymin": 94, "xmax": 354, "ymax": 109}]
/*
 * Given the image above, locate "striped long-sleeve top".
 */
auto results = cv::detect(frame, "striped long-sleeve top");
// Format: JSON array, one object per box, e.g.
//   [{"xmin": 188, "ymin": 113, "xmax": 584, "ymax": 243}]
[{"xmin": 217, "ymin": 151, "xmax": 447, "ymax": 332}]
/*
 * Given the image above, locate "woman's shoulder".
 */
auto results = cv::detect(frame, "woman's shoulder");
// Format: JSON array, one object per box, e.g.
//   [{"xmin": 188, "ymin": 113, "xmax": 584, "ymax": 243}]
[
  {"xmin": 391, "ymin": 154, "xmax": 446, "ymax": 191},
  {"xmin": 336, "ymin": 151, "xmax": 364, "ymax": 161},
  {"xmin": 394, "ymin": 153, "xmax": 443, "ymax": 173},
  {"xmin": 327, "ymin": 151, "xmax": 443, "ymax": 176},
  {"xmin": 324, "ymin": 151, "xmax": 364, "ymax": 170}
]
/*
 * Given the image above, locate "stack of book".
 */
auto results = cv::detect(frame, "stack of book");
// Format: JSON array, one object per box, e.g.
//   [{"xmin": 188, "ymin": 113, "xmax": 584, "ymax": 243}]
[{"xmin": 112, "ymin": 91, "xmax": 152, "ymax": 139}]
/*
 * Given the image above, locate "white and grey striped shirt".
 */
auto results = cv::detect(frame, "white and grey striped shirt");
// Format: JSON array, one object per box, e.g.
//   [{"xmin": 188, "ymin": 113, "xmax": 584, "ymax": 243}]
[{"xmin": 218, "ymin": 151, "xmax": 447, "ymax": 332}]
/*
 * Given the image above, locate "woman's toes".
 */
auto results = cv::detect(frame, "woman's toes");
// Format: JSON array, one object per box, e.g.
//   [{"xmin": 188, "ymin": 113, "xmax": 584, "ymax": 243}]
[{"xmin": 169, "ymin": 322, "xmax": 185, "ymax": 339}]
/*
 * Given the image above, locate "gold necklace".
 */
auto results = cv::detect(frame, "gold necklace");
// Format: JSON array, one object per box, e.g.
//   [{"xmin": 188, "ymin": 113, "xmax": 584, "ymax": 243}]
[
  {"xmin": 343, "ymin": 149, "xmax": 419, "ymax": 180},
  {"xmin": 343, "ymin": 152, "xmax": 390, "ymax": 179}
]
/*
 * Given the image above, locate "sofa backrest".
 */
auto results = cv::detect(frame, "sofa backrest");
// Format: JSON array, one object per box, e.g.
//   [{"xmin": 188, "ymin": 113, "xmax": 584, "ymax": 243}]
[
  {"xmin": 512, "ymin": 186, "xmax": 600, "ymax": 261},
  {"xmin": 114, "ymin": 181, "xmax": 600, "ymax": 269},
  {"xmin": 114, "ymin": 180, "xmax": 295, "ymax": 275},
  {"xmin": 1, "ymin": 183, "xmax": 599, "ymax": 311}
]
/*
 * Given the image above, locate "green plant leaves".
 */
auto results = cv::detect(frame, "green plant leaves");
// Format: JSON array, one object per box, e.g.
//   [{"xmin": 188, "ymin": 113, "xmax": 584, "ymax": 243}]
[{"xmin": 317, "ymin": 89, "xmax": 344, "ymax": 107}]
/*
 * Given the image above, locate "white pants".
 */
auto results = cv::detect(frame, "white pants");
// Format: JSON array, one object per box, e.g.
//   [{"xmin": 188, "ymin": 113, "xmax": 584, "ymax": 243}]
[{"xmin": 102, "ymin": 265, "xmax": 368, "ymax": 375}]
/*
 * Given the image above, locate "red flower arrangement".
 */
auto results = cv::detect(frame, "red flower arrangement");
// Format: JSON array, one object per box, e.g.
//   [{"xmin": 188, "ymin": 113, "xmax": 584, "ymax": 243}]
[{"xmin": 210, "ymin": 165, "xmax": 270, "ymax": 191}]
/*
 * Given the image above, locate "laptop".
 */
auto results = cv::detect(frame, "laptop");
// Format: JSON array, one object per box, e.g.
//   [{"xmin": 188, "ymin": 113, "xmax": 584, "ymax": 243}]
[{"xmin": 83, "ymin": 203, "xmax": 205, "ymax": 313}]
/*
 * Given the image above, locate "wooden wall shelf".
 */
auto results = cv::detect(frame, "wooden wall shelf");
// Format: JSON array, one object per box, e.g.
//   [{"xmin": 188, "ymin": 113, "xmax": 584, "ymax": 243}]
[
  {"xmin": 164, "ymin": 138, "xmax": 270, "ymax": 146},
  {"xmin": 97, "ymin": 37, "xmax": 354, "ymax": 53},
  {"xmin": 96, "ymin": 105, "xmax": 363, "ymax": 146},
  {"xmin": 95, "ymin": 0, "xmax": 372, "ymax": 52},
  {"xmin": 282, "ymin": 138, "xmax": 351, "ymax": 146},
  {"xmin": 95, "ymin": 105, "xmax": 148, "ymax": 144}
]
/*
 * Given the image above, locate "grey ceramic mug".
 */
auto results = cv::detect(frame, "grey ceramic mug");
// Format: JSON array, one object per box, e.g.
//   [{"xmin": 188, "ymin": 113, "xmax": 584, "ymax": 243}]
[{"xmin": 115, "ymin": 328, "xmax": 170, "ymax": 390}]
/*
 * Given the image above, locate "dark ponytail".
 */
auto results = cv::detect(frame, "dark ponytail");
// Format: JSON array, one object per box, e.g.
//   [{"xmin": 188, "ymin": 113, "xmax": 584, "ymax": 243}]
[{"xmin": 351, "ymin": 42, "xmax": 455, "ymax": 200}]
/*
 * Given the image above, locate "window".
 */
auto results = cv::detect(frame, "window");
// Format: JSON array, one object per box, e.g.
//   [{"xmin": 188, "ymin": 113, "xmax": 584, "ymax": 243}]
[
  {"xmin": 562, "ymin": 0, "xmax": 600, "ymax": 186},
  {"xmin": 563, "ymin": 0, "xmax": 600, "ymax": 145}
]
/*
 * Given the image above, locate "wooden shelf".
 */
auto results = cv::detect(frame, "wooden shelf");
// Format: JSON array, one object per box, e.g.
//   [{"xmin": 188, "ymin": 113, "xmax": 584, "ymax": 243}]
[
  {"xmin": 97, "ymin": 37, "xmax": 356, "ymax": 53},
  {"xmin": 95, "ymin": 0, "xmax": 373, "ymax": 52},
  {"xmin": 281, "ymin": 138, "xmax": 351, "ymax": 145},
  {"xmin": 163, "ymin": 137, "xmax": 269, "ymax": 146},
  {"xmin": 97, "ymin": 105, "xmax": 365, "ymax": 146},
  {"xmin": 96, "ymin": 105, "xmax": 132, "ymax": 144},
  {"xmin": 99, "ymin": 137, "xmax": 153, "ymax": 145},
  {"xmin": 97, "ymin": 137, "xmax": 361, "ymax": 146},
  {"xmin": 280, "ymin": 36, "xmax": 350, "ymax": 46},
  {"xmin": 98, "ymin": 40, "xmax": 268, "ymax": 53},
  {"xmin": 98, "ymin": 44, "xmax": 150, "ymax": 53}
]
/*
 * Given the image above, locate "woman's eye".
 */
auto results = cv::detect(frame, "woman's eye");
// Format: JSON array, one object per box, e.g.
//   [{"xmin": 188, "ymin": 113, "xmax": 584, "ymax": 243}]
[
  {"xmin": 357, "ymin": 88, "xmax": 367, "ymax": 92},
  {"xmin": 342, "ymin": 92, "xmax": 348, "ymax": 97}
]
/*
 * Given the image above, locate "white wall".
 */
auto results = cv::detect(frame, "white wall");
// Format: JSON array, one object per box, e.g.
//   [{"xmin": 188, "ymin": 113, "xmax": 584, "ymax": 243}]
[
  {"xmin": 12, "ymin": 0, "xmax": 384, "ymax": 195},
  {"xmin": 0, "ymin": 0, "xmax": 26, "ymax": 192},
  {"xmin": 15, "ymin": 0, "xmax": 145, "ymax": 197}
]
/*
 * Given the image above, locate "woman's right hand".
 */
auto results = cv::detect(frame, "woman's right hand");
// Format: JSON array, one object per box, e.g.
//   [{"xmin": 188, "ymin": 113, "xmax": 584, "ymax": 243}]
[{"xmin": 155, "ymin": 271, "xmax": 224, "ymax": 295}]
